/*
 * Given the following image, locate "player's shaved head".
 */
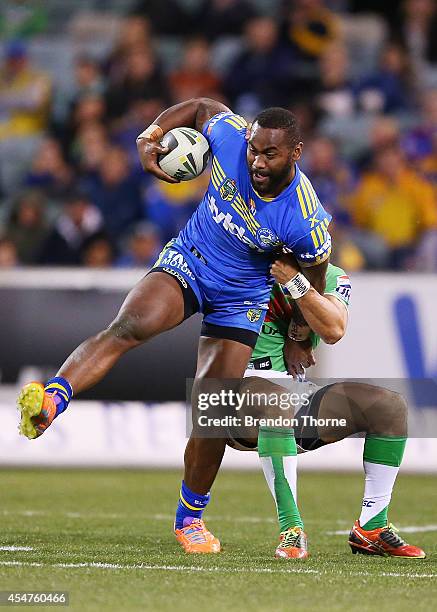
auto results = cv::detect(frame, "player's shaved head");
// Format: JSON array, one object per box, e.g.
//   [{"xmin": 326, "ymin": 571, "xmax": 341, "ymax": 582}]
[{"xmin": 254, "ymin": 107, "xmax": 302, "ymax": 147}]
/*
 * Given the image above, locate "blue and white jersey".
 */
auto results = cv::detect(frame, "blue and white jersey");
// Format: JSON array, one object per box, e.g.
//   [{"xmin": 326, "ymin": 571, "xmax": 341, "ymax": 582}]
[{"xmin": 175, "ymin": 112, "xmax": 332, "ymax": 291}]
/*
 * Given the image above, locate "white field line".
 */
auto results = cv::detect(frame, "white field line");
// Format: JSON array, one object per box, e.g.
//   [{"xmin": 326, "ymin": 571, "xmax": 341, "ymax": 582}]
[
  {"xmin": 327, "ymin": 525, "xmax": 437, "ymax": 536},
  {"xmin": 0, "ymin": 546, "xmax": 33, "ymax": 551},
  {"xmin": 0, "ymin": 509, "xmax": 277, "ymax": 524},
  {"xmin": 0, "ymin": 560, "xmax": 435, "ymax": 579},
  {"xmin": 2, "ymin": 510, "xmax": 434, "ymax": 534}
]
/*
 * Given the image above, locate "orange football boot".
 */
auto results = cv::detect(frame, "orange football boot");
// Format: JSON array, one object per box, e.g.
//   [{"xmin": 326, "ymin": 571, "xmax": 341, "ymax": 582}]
[
  {"xmin": 349, "ymin": 520, "xmax": 426, "ymax": 558},
  {"xmin": 275, "ymin": 527, "xmax": 309, "ymax": 559},
  {"xmin": 17, "ymin": 382, "xmax": 57, "ymax": 439},
  {"xmin": 175, "ymin": 518, "xmax": 221, "ymax": 553}
]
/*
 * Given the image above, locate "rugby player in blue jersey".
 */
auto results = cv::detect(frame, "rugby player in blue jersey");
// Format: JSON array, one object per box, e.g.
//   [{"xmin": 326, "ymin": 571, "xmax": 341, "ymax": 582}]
[{"xmin": 18, "ymin": 98, "xmax": 332, "ymax": 553}]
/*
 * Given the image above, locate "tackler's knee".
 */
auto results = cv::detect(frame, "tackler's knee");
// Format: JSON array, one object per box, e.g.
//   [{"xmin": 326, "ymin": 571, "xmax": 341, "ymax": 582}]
[{"xmin": 366, "ymin": 388, "xmax": 408, "ymax": 437}]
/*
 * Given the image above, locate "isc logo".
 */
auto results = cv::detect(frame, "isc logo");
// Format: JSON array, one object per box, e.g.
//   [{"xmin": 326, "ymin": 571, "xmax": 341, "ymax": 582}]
[{"xmin": 362, "ymin": 500, "xmax": 375, "ymax": 507}]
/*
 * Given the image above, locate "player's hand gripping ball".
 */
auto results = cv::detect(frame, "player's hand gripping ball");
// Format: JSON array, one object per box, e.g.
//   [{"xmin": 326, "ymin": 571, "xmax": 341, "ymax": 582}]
[{"xmin": 158, "ymin": 127, "xmax": 210, "ymax": 181}]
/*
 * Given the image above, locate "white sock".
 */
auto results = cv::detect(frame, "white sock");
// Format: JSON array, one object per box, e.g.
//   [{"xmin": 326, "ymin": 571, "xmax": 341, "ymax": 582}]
[
  {"xmin": 359, "ymin": 461, "xmax": 399, "ymax": 527},
  {"xmin": 259, "ymin": 455, "xmax": 298, "ymax": 504}
]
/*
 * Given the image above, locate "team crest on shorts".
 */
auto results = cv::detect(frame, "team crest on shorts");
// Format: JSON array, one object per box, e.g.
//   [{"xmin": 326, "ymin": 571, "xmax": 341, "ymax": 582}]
[
  {"xmin": 256, "ymin": 227, "xmax": 280, "ymax": 247},
  {"xmin": 247, "ymin": 308, "xmax": 262, "ymax": 323},
  {"xmin": 220, "ymin": 178, "xmax": 237, "ymax": 201}
]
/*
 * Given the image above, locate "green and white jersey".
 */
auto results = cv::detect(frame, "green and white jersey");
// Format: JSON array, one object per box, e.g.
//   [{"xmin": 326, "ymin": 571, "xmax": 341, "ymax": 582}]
[{"xmin": 249, "ymin": 264, "xmax": 351, "ymax": 372}]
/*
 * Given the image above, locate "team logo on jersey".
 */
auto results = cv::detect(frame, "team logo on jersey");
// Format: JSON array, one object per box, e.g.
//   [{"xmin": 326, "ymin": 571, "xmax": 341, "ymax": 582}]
[
  {"xmin": 335, "ymin": 275, "xmax": 351, "ymax": 303},
  {"xmin": 247, "ymin": 308, "xmax": 262, "ymax": 323},
  {"xmin": 249, "ymin": 198, "xmax": 257, "ymax": 215},
  {"xmin": 220, "ymin": 178, "xmax": 237, "ymax": 201},
  {"xmin": 256, "ymin": 227, "xmax": 281, "ymax": 247}
]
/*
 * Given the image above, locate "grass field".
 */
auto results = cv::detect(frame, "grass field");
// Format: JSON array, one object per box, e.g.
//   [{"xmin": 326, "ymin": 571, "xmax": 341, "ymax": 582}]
[{"xmin": 0, "ymin": 469, "xmax": 436, "ymax": 611}]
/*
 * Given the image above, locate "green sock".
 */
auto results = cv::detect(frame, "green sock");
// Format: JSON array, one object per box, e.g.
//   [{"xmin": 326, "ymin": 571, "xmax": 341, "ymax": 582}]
[
  {"xmin": 360, "ymin": 435, "xmax": 407, "ymax": 530},
  {"xmin": 258, "ymin": 427, "xmax": 303, "ymax": 531}
]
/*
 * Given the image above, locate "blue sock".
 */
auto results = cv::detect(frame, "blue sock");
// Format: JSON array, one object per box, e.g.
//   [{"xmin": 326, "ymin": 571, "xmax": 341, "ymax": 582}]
[
  {"xmin": 44, "ymin": 377, "xmax": 73, "ymax": 417},
  {"xmin": 175, "ymin": 481, "xmax": 211, "ymax": 529}
]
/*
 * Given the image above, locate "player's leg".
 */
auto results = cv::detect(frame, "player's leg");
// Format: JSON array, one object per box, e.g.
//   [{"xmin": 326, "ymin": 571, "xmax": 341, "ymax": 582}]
[
  {"xmin": 247, "ymin": 375, "xmax": 306, "ymax": 558},
  {"xmin": 297, "ymin": 382, "xmax": 425, "ymax": 558},
  {"xmin": 18, "ymin": 272, "xmax": 190, "ymax": 438},
  {"xmin": 224, "ymin": 372, "xmax": 308, "ymax": 559},
  {"xmin": 258, "ymin": 427, "xmax": 307, "ymax": 559},
  {"xmin": 174, "ymin": 336, "xmax": 253, "ymax": 553}
]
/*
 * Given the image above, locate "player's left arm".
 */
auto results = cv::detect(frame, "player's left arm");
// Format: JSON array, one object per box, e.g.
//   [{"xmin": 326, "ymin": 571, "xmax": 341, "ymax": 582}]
[
  {"xmin": 271, "ymin": 257, "xmax": 348, "ymax": 345},
  {"xmin": 136, "ymin": 97, "xmax": 231, "ymax": 183}
]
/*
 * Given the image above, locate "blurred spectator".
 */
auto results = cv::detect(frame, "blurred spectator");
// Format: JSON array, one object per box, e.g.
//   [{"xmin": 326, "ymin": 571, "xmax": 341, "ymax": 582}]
[
  {"xmin": 105, "ymin": 46, "xmax": 167, "ymax": 122},
  {"xmin": 329, "ymin": 224, "xmax": 366, "ymax": 272},
  {"xmin": 105, "ymin": 16, "xmax": 152, "ymax": 84},
  {"xmin": 0, "ymin": 40, "xmax": 52, "ymax": 140},
  {"xmin": 82, "ymin": 145, "xmax": 143, "ymax": 241},
  {"xmin": 288, "ymin": 98, "xmax": 320, "ymax": 141},
  {"xmin": 282, "ymin": 0, "xmax": 339, "ymax": 61},
  {"xmin": 116, "ymin": 222, "xmax": 160, "ymax": 268},
  {"xmin": 317, "ymin": 42, "xmax": 355, "ymax": 119},
  {"xmin": 0, "ymin": 237, "xmax": 18, "ymax": 268},
  {"xmin": 54, "ymin": 54, "xmax": 105, "ymax": 128},
  {"xmin": 169, "ymin": 38, "xmax": 222, "ymax": 104},
  {"xmin": 73, "ymin": 123, "xmax": 109, "ymax": 181},
  {"xmin": 60, "ymin": 94, "xmax": 107, "ymax": 158},
  {"xmin": 193, "ymin": 0, "xmax": 257, "ymax": 40},
  {"xmin": 303, "ymin": 136, "xmax": 354, "ymax": 225},
  {"xmin": 417, "ymin": 131, "xmax": 437, "ymax": 183},
  {"xmin": 70, "ymin": 55, "xmax": 105, "ymax": 107},
  {"xmin": 402, "ymin": 88, "xmax": 437, "ymax": 161},
  {"xmin": 357, "ymin": 115, "xmax": 401, "ymax": 171},
  {"xmin": 225, "ymin": 17, "xmax": 294, "ymax": 111},
  {"xmin": 81, "ymin": 232, "xmax": 115, "ymax": 268},
  {"xmin": 0, "ymin": 1, "xmax": 48, "ymax": 40},
  {"xmin": 392, "ymin": 0, "xmax": 437, "ymax": 68},
  {"xmin": 355, "ymin": 43, "xmax": 414, "ymax": 114},
  {"xmin": 24, "ymin": 137, "xmax": 74, "ymax": 199},
  {"xmin": 144, "ymin": 175, "xmax": 209, "ymax": 244},
  {"xmin": 5, "ymin": 190, "xmax": 48, "ymax": 264},
  {"xmin": 349, "ymin": 144, "xmax": 437, "ymax": 268},
  {"xmin": 39, "ymin": 191, "xmax": 103, "ymax": 266},
  {"xmin": 131, "ymin": 0, "xmax": 191, "ymax": 36}
]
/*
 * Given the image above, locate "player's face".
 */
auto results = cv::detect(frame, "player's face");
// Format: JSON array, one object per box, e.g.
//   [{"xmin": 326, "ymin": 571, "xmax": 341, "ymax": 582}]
[{"xmin": 247, "ymin": 123, "xmax": 303, "ymax": 197}]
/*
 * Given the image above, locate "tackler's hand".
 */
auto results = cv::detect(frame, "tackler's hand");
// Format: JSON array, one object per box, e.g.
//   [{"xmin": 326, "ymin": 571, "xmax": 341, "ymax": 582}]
[
  {"xmin": 271, "ymin": 255, "xmax": 300, "ymax": 285},
  {"xmin": 283, "ymin": 337, "xmax": 316, "ymax": 379}
]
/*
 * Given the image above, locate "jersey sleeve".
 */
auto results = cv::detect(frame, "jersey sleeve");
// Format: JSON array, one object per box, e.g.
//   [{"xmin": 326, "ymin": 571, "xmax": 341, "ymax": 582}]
[
  {"xmin": 282, "ymin": 173, "xmax": 332, "ymax": 267},
  {"xmin": 284, "ymin": 207, "xmax": 332, "ymax": 267},
  {"xmin": 324, "ymin": 265, "xmax": 351, "ymax": 308},
  {"xmin": 202, "ymin": 112, "xmax": 247, "ymax": 155}
]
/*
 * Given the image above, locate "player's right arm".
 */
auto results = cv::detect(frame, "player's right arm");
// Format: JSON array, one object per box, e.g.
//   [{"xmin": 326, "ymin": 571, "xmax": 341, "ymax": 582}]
[
  {"xmin": 136, "ymin": 98, "xmax": 231, "ymax": 183},
  {"xmin": 271, "ymin": 257, "xmax": 349, "ymax": 345}
]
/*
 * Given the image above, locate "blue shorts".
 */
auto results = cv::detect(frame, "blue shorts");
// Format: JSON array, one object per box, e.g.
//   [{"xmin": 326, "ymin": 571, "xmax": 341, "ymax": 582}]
[{"xmin": 150, "ymin": 240, "xmax": 270, "ymax": 348}]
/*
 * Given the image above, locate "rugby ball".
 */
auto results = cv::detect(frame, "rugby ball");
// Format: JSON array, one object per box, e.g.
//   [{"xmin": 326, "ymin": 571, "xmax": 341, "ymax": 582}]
[{"xmin": 158, "ymin": 127, "xmax": 210, "ymax": 181}]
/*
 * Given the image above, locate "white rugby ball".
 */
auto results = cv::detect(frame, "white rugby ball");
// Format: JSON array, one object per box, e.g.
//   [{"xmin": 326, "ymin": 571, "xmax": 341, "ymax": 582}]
[{"xmin": 158, "ymin": 127, "xmax": 210, "ymax": 181}]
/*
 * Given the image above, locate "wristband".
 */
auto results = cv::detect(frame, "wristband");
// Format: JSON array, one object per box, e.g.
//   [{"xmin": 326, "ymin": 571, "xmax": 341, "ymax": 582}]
[
  {"xmin": 283, "ymin": 272, "xmax": 310, "ymax": 300},
  {"xmin": 136, "ymin": 123, "xmax": 164, "ymax": 143}
]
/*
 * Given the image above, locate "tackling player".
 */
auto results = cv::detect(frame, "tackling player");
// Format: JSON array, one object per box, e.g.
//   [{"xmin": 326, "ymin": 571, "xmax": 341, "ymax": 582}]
[{"xmin": 228, "ymin": 256, "xmax": 426, "ymax": 560}]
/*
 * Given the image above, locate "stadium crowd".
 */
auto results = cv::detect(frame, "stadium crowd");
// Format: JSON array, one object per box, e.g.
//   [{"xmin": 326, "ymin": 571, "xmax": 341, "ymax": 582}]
[{"xmin": 1, "ymin": 0, "xmax": 437, "ymax": 271}]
